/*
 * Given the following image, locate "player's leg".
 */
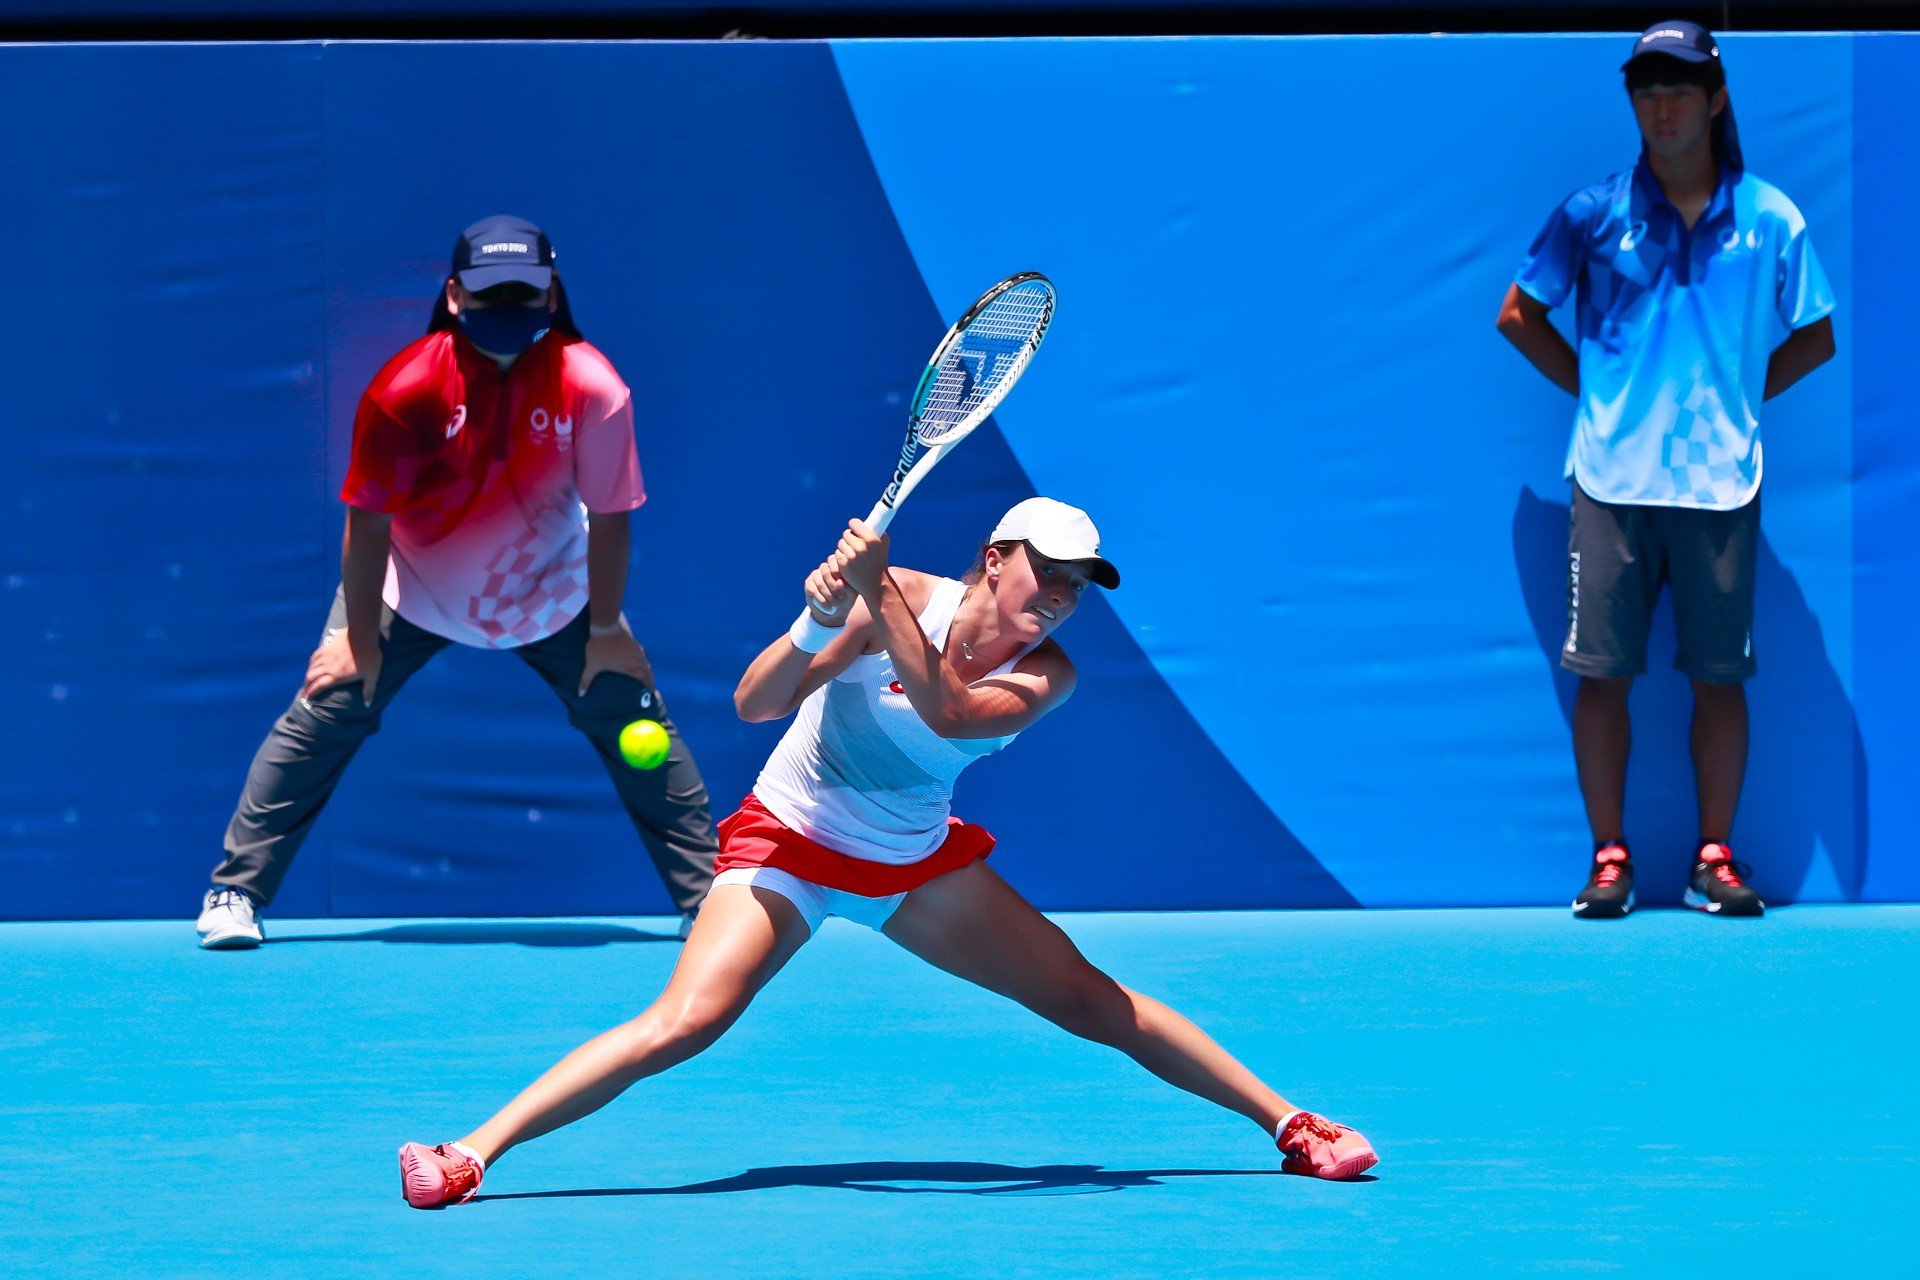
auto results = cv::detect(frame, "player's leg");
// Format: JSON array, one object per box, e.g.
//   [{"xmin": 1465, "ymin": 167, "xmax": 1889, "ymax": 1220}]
[
  {"xmin": 885, "ymin": 861, "xmax": 1285, "ymax": 1127},
  {"xmin": 1562, "ymin": 486, "xmax": 1659, "ymax": 918},
  {"xmin": 1668, "ymin": 496, "xmax": 1764, "ymax": 915},
  {"xmin": 201, "ymin": 588, "xmax": 449, "ymax": 946},
  {"xmin": 402, "ymin": 878, "xmax": 814, "ymax": 1207},
  {"xmin": 882, "ymin": 860, "xmax": 1373, "ymax": 1175},
  {"xmin": 517, "ymin": 611, "xmax": 718, "ymax": 921}
]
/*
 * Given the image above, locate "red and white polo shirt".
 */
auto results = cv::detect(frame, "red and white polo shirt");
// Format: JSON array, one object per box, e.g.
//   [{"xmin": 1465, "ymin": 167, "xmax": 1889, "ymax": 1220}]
[{"xmin": 340, "ymin": 329, "xmax": 644, "ymax": 649}]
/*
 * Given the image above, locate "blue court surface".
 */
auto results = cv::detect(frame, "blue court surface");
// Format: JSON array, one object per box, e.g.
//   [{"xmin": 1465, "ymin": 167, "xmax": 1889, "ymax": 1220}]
[{"xmin": 4, "ymin": 906, "xmax": 1914, "ymax": 1278}]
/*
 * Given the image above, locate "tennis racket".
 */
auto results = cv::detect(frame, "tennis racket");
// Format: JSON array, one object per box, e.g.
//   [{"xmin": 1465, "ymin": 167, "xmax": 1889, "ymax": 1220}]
[
  {"xmin": 864, "ymin": 270, "xmax": 1059, "ymax": 537},
  {"xmin": 867, "ymin": 271, "xmax": 1055, "ymax": 531},
  {"xmin": 815, "ymin": 271, "xmax": 1055, "ymax": 615}
]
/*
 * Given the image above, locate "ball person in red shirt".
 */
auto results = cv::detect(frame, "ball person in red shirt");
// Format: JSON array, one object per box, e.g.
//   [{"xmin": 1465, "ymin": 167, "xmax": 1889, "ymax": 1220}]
[{"xmin": 196, "ymin": 216, "xmax": 717, "ymax": 948}]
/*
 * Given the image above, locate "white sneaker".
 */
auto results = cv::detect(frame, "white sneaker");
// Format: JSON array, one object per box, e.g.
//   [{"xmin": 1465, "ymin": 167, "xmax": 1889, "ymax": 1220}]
[{"xmin": 196, "ymin": 888, "xmax": 264, "ymax": 949}]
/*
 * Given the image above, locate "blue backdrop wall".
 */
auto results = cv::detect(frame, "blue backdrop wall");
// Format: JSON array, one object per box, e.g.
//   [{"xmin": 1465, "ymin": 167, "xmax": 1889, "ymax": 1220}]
[{"xmin": 2, "ymin": 34, "xmax": 1912, "ymax": 919}]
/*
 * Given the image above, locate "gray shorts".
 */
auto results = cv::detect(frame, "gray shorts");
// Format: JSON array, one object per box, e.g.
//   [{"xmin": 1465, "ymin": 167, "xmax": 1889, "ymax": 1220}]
[{"xmin": 1563, "ymin": 484, "xmax": 1759, "ymax": 683}]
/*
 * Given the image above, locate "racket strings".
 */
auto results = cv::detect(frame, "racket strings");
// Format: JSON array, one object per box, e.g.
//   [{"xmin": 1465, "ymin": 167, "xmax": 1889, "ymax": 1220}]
[{"xmin": 915, "ymin": 282, "xmax": 1053, "ymax": 444}]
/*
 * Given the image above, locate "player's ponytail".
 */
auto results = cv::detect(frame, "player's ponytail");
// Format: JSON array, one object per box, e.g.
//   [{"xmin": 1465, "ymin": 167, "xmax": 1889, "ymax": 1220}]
[{"xmin": 963, "ymin": 539, "xmax": 1023, "ymax": 585}]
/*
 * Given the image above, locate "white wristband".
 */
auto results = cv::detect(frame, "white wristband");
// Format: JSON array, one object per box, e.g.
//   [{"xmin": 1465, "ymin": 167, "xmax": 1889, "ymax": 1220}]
[
  {"xmin": 589, "ymin": 620, "xmax": 626, "ymax": 637},
  {"xmin": 788, "ymin": 609, "xmax": 840, "ymax": 654}
]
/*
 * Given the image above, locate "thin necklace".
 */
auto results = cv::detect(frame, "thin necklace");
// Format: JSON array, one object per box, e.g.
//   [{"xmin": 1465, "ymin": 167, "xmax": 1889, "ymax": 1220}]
[{"xmin": 960, "ymin": 639, "xmax": 975, "ymax": 661}]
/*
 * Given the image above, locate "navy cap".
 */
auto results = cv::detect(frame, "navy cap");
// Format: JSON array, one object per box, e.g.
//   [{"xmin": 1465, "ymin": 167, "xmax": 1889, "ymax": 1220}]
[
  {"xmin": 451, "ymin": 214, "xmax": 555, "ymax": 291},
  {"xmin": 1622, "ymin": 20, "xmax": 1721, "ymax": 70}
]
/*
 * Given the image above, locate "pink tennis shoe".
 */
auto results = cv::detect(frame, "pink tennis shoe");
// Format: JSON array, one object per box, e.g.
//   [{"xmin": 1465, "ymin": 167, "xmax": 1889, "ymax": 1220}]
[
  {"xmin": 399, "ymin": 1141, "xmax": 485, "ymax": 1209},
  {"xmin": 1276, "ymin": 1111, "xmax": 1378, "ymax": 1180}
]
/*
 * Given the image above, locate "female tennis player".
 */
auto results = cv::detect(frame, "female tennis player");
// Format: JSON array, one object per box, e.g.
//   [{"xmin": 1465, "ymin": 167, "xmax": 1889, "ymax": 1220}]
[{"xmin": 399, "ymin": 498, "xmax": 1377, "ymax": 1206}]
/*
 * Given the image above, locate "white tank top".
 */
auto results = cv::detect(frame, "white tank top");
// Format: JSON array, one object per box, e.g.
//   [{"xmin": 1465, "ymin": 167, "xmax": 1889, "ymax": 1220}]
[{"xmin": 753, "ymin": 577, "xmax": 1035, "ymax": 863}]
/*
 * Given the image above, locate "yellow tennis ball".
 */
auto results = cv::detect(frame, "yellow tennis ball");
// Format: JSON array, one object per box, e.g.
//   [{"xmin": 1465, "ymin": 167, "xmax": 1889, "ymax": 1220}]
[{"xmin": 618, "ymin": 719, "xmax": 670, "ymax": 770}]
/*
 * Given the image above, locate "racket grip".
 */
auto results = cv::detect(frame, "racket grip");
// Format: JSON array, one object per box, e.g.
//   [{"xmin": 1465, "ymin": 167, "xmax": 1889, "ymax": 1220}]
[{"xmin": 813, "ymin": 503, "xmax": 895, "ymax": 618}]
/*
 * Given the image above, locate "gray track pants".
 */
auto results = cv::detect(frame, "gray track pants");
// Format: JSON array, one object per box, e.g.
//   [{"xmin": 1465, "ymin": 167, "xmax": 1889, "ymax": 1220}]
[{"xmin": 211, "ymin": 589, "xmax": 717, "ymax": 914}]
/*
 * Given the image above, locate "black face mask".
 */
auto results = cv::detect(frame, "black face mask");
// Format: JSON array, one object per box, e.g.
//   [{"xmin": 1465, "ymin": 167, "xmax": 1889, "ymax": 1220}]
[{"xmin": 458, "ymin": 304, "xmax": 551, "ymax": 357}]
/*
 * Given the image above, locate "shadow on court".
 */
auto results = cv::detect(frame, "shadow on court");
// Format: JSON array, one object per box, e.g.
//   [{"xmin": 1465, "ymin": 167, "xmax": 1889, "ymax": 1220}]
[
  {"xmin": 474, "ymin": 1160, "xmax": 1326, "ymax": 1202},
  {"xmin": 268, "ymin": 921, "xmax": 678, "ymax": 947}
]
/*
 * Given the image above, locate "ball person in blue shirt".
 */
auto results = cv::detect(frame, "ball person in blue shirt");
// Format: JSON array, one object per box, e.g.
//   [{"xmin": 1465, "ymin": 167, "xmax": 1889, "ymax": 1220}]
[{"xmin": 1496, "ymin": 21, "xmax": 1835, "ymax": 919}]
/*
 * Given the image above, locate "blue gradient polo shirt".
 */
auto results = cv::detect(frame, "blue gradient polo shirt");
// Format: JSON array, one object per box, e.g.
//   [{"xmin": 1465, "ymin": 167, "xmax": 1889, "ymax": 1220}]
[{"xmin": 1516, "ymin": 162, "xmax": 1833, "ymax": 510}]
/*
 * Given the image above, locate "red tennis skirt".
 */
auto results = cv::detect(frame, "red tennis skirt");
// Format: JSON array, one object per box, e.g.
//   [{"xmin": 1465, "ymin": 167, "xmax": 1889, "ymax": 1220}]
[{"xmin": 715, "ymin": 794, "xmax": 995, "ymax": 897}]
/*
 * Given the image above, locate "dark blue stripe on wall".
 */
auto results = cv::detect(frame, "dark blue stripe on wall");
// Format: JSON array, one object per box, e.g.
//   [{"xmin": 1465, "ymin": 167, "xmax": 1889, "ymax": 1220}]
[{"xmin": 0, "ymin": 44, "xmax": 328, "ymax": 919}]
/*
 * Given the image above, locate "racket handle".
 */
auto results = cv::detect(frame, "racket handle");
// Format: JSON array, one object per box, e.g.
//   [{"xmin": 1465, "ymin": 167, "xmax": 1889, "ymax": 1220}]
[{"xmin": 812, "ymin": 501, "xmax": 898, "ymax": 618}]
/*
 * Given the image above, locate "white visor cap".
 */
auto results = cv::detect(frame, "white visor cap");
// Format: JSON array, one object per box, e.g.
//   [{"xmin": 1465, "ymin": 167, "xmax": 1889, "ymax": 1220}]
[{"xmin": 989, "ymin": 497, "xmax": 1120, "ymax": 589}]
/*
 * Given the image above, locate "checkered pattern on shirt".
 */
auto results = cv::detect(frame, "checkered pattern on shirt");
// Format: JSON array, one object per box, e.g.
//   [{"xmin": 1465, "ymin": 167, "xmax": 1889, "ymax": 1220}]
[
  {"xmin": 1663, "ymin": 381, "xmax": 1745, "ymax": 505},
  {"xmin": 466, "ymin": 520, "xmax": 590, "ymax": 649}
]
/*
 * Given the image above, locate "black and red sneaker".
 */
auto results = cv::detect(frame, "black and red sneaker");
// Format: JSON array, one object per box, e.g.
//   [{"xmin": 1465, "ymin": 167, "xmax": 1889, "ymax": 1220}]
[
  {"xmin": 1572, "ymin": 843, "xmax": 1634, "ymax": 919},
  {"xmin": 1686, "ymin": 842, "xmax": 1764, "ymax": 917}
]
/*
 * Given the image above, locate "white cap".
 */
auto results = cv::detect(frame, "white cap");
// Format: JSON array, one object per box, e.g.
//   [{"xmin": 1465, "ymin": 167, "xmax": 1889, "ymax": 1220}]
[{"xmin": 989, "ymin": 497, "xmax": 1120, "ymax": 589}]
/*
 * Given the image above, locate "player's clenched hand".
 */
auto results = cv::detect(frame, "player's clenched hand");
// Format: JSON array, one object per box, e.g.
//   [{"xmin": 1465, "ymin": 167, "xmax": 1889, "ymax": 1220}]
[
  {"xmin": 804, "ymin": 553, "xmax": 853, "ymax": 624},
  {"xmin": 303, "ymin": 627, "xmax": 382, "ymax": 706},
  {"xmin": 581, "ymin": 624, "xmax": 655, "ymax": 698},
  {"xmin": 835, "ymin": 520, "xmax": 890, "ymax": 599}
]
